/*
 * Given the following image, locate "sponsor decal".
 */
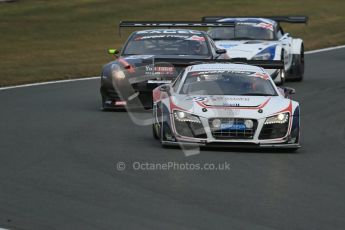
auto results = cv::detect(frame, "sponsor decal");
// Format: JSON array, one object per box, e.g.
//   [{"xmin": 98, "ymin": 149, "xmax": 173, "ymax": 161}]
[
  {"xmin": 235, "ymin": 22, "xmax": 274, "ymax": 31},
  {"xmin": 135, "ymin": 35, "xmax": 190, "ymax": 40},
  {"xmin": 222, "ymin": 102, "xmax": 240, "ymax": 107},
  {"xmin": 192, "ymin": 96, "xmax": 207, "ymax": 102},
  {"xmin": 186, "ymin": 35, "xmax": 206, "ymax": 41},
  {"xmin": 185, "ymin": 96, "xmax": 207, "ymax": 102},
  {"xmin": 148, "ymin": 80, "xmax": 172, "ymax": 84},
  {"xmin": 145, "ymin": 66, "xmax": 175, "ymax": 75},
  {"xmin": 220, "ymin": 123, "xmax": 246, "ymax": 131},
  {"xmin": 133, "ymin": 33, "xmax": 206, "ymax": 42},
  {"xmin": 254, "ymin": 72, "xmax": 270, "ymax": 80},
  {"xmin": 218, "ymin": 44, "xmax": 238, "ymax": 49},
  {"xmin": 191, "ymin": 70, "xmax": 256, "ymax": 76},
  {"xmin": 254, "ymin": 22, "xmax": 274, "ymax": 31},
  {"xmin": 136, "ymin": 30, "xmax": 202, "ymax": 34},
  {"xmin": 209, "ymin": 96, "xmax": 250, "ymax": 102}
]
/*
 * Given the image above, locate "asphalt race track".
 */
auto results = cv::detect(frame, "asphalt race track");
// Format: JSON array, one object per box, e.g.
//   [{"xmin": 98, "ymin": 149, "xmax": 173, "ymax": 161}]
[{"xmin": 1, "ymin": 48, "xmax": 345, "ymax": 230}]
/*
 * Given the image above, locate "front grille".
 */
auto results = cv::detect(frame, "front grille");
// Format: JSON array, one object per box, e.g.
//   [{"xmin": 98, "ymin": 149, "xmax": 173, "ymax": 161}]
[{"xmin": 209, "ymin": 118, "xmax": 257, "ymax": 140}]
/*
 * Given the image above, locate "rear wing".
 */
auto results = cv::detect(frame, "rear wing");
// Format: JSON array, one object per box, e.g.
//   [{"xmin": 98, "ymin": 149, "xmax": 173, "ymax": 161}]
[
  {"xmin": 143, "ymin": 58, "xmax": 284, "ymax": 69},
  {"xmin": 118, "ymin": 21, "xmax": 235, "ymax": 36},
  {"xmin": 202, "ymin": 16, "xmax": 308, "ymax": 24},
  {"xmin": 119, "ymin": 21, "xmax": 235, "ymax": 28}
]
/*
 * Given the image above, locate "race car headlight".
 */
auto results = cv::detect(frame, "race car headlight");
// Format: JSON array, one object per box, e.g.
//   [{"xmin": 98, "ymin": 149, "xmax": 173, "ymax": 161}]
[
  {"xmin": 252, "ymin": 45, "xmax": 276, "ymax": 60},
  {"xmin": 113, "ymin": 70, "xmax": 125, "ymax": 79},
  {"xmin": 173, "ymin": 111, "xmax": 201, "ymax": 124},
  {"xmin": 110, "ymin": 64, "xmax": 126, "ymax": 80},
  {"xmin": 264, "ymin": 112, "xmax": 289, "ymax": 125},
  {"xmin": 252, "ymin": 52, "xmax": 272, "ymax": 60},
  {"xmin": 244, "ymin": 119, "xmax": 254, "ymax": 129}
]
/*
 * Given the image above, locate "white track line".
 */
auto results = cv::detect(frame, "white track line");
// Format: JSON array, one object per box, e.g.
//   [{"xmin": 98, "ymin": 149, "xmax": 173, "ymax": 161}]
[
  {"xmin": 1, "ymin": 44, "xmax": 345, "ymax": 91},
  {"xmin": 0, "ymin": 76, "xmax": 99, "ymax": 91},
  {"xmin": 305, "ymin": 44, "xmax": 345, "ymax": 54}
]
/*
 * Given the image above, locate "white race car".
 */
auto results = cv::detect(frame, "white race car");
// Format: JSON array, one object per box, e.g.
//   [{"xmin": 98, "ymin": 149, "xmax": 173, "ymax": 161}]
[
  {"xmin": 203, "ymin": 16, "xmax": 308, "ymax": 85},
  {"xmin": 152, "ymin": 63, "xmax": 300, "ymax": 150}
]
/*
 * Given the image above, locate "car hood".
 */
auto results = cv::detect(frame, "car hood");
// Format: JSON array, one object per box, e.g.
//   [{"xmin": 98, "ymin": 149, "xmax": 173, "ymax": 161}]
[
  {"xmin": 120, "ymin": 54, "xmax": 212, "ymax": 65},
  {"xmin": 105, "ymin": 54, "xmax": 213, "ymax": 70},
  {"xmin": 214, "ymin": 40, "xmax": 278, "ymax": 59},
  {"xmin": 170, "ymin": 94, "xmax": 291, "ymax": 119}
]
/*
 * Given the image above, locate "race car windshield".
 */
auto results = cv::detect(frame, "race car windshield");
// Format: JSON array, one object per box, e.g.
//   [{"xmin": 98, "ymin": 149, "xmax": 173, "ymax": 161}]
[
  {"xmin": 179, "ymin": 71, "xmax": 278, "ymax": 96},
  {"xmin": 208, "ymin": 23, "xmax": 275, "ymax": 40},
  {"xmin": 123, "ymin": 33, "xmax": 210, "ymax": 56}
]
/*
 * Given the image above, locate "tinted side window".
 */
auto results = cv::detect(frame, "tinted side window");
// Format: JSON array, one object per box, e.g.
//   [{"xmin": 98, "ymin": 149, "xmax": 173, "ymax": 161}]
[
  {"xmin": 276, "ymin": 25, "xmax": 284, "ymax": 39},
  {"xmin": 173, "ymin": 70, "xmax": 184, "ymax": 92},
  {"xmin": 206, "ymin": 35, "xmax": 218, "ymax": 55},
  {"xmin": 277, "ymin": 29, "xmax": 283, "ymax": 39}
]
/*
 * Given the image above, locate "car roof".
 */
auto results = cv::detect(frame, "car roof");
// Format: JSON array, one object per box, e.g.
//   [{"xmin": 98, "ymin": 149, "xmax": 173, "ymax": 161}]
[{"xmin": 187, "ymin": 63, "xmax": 265, "ymax": 73}]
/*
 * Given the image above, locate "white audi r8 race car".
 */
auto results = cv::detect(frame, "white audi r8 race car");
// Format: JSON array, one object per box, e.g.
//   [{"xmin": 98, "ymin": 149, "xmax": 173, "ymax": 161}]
[
  {"xmin": 203, "ymin": 16, "xmax": 308, "ymax": 85},
  {"xmin": 152, "ymin": 63, "xmax": 300, "ymax": 150}
]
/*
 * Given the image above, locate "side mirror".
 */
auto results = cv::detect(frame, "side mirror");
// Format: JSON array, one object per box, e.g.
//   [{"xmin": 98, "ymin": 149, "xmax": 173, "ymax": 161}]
[
  {"xmin": 216, "ymin": 49, "xmax": 227, "ymax": 54},
  {"xmin": 279, "ymin": 33, "xmax": 290, "ymax": 40},
  {"xmin": 284, "ymin": 87, "xmax": 296, "ymax": 97},
  {"xmin": 108, "ymin": 49, "xmax": 120, "ymax": 55},
  {"xmin": 159, "ymin": 85, "xmax": 170, "ymax": 92}
]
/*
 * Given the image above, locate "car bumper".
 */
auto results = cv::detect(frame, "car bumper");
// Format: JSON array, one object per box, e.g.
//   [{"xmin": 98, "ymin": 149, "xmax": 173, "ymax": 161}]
[
  {"xmin": 162, "ymin": 140, "xmax": 300, "ymax": 149},
  {"xmin": 162, "ymin": 113, "xmax": 300, "ymax": 149},
  {"xmin": 101, "ymin": 80, "xmax": 166, "ymax": 109}
]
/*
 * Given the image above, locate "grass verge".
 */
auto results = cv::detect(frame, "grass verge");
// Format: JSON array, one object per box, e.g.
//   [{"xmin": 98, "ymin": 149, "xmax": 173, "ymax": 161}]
[{"xmin": 1, "ymin": 0, "xmax": 345, "ymax": 86}]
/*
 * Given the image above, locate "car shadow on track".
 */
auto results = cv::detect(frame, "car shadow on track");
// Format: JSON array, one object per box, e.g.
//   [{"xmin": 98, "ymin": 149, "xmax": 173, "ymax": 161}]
[{"xmin": 143, "ymin": 138, "xmax": 301, "ymax": 155}]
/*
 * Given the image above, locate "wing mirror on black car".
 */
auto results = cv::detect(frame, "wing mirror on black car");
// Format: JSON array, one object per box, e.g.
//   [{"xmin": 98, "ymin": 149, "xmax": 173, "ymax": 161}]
[
  {"xmin": 283, "ymin": 87, "xmax": 296, "ymax": 97},
  {"xmin": 108, "ymin": 48, "xmax": 120, "ymax": 55},
  {"xmin": 159, "ymin": 85, "xmax": 170, "ymax": 92},
  {"xmin": 216, "ymin": 49, "xmax": 227, "ymax": 54}
]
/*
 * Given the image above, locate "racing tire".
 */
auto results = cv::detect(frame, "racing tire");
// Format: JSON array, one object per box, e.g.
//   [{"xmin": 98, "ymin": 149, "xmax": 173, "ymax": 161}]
[
  {"xmin": 101, "ymin": 95, "xmax": 109, "ymax": 111},
  {"xmin": 152, "ymin": 105, "xmax": 174, "ymax": 146},
  {"xmin": 275, "ymin": 69, "xmax": 286, "ymax": 86},
  {"xmin": 274, "ymin": 52, "xmax": 286, "ymax": 86},
  {"xmin": 289, "ymin": 45, "xmax": 305, "ymax": 81},
  {"xmin": 292, "ymin": 128, "xmax": 300, "ymax": 153},
  {"xmin": 152, "ymin": 123, "xmax": 160, "ymax": 140},
  {"xmin": 160, "ymin": 121, "xmax": 176, "ymax": 148},
  {"xmin": 152, "ymin": 103, "xmax": 160, "ymax": 140},
  {"xmin": 285, "ymin": 127, "xmax": 300, "ymax": 153}
]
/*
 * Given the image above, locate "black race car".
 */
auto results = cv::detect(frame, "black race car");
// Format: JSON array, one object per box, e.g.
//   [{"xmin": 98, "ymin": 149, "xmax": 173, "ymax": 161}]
[{"xmin": 100, "ymin": 21, "xmax": 233, "ymax": 110}]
